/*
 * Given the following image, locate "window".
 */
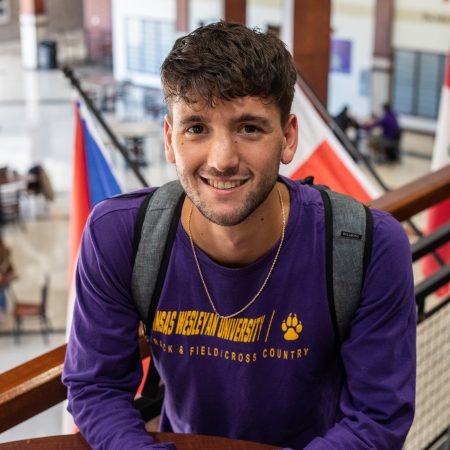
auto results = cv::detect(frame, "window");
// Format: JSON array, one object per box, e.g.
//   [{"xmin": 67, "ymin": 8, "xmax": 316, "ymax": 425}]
[
  {"xmin": 392, "ymin": 50, "xmax": 446, "ymax": 119},
  {"xmin": 125, "ymin": 18, "xmax": 175, "ymax": 75}
]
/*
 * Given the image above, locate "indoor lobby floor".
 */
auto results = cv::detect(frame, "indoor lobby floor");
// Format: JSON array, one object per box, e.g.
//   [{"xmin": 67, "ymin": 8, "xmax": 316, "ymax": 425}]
[{"xmin": 0, "ymin": 40, "xmax": 435, "ymax": 443}]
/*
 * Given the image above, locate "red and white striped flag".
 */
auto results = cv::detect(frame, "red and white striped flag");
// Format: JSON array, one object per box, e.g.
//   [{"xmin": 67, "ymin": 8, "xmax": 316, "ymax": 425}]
[
  {"xmin": 280, "ymin": 85, "xmax": 379, "ymax": 202},
  {"xmin": 423, "ymin": 52, "xmax": 450, "ymax": 294}
]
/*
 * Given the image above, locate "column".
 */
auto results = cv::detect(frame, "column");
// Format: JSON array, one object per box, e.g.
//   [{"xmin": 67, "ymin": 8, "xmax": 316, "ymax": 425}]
[
  {"xmin": 224, "ymin": 0, "xmax": 246, "ymax": 24},
  {"xmin": 176, "ymin": 0, "xmax": 189, "ymax": 32},
  {"xmin": 292, "ymin": 0, "xmax": 331, "ymax": 105},
  {"xmin": 371, "ymin": 0, "xmax": 394, "ymax": 114},
  {"xmin": 19, "ymin": 0, "xmax": 48, "ymax": 69}
]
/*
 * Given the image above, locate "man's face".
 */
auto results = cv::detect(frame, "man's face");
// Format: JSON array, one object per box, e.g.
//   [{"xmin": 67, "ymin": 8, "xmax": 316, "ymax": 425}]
[{"xmin": 164, "ymin": 96, "xmax": 297, "ymax": 226}]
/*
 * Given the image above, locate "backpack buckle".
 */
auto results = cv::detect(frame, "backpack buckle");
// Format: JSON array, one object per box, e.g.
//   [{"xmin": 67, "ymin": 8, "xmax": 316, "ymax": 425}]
[{"xmin": 142, "ymin": 323, "xmax": 151, "ymax": 343}]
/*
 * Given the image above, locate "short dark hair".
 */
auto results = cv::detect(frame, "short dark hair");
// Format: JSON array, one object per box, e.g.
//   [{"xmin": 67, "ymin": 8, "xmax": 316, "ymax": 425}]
[{"xmin": 161, "ymin": 21, "xmax": 297, "ymax": 124}]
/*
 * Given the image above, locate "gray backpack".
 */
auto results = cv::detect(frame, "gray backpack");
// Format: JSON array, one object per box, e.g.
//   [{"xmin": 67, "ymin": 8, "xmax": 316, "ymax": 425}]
[{"xmin": 131, "ymin": 178, "xmax": 373, "ymax": 400}]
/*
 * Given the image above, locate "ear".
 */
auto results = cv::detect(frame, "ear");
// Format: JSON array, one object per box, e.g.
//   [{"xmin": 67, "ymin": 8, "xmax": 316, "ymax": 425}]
[
  {"xmin": 164, "ymin": 115, "xmax": 176, "ymax": 164},
  {"xmin": 280, "ymin": 114, "xmax": 298, "ymax": 165}
]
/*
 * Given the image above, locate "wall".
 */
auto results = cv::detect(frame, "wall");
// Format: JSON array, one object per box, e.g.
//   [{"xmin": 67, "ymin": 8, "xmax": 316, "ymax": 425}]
[
  {"xmin": 189, "ymin": 0, "xmax": 222, "ymax": 30},
  {"xmin": 0, "ymin": 0, "xmax": 20, "ymax": 42},
  {"xmin": 83, "ymin": 0, "xmax": 111, "ymax": 30},
  {"xmin": 112, "ymin": 0, "xmax": 292, "ymax": 88},
  {"xmin": 112, "ymin": 0, "xmax": 176, "ymax": 87},
  {"xmin": 46, "ymin": 0, "xmax": 83, "ymax": 32},
  {"xmin": 328, "ymin": 0, "xmax": 375, "ymax": 119},
  {"xmin": 0, "ymin": 0, "xmax": 83, "ymax": 43},
  {"xmin": 247, "ymin": 0, "xmax": 282, "ymax": 30},
  {"xmin": 393, "ymin": 0, "xmax": 450, "ymax": 54},
  {"xmin": 110, "ymin": 0, "xmax": 449, "ymax": 131},
  {"xmin": 83, "ymin": 0, "xmax": 112, "ymax": 60}
]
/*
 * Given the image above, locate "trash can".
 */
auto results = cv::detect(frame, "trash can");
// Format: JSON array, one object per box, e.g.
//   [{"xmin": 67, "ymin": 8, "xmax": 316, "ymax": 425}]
[{"xmin": 38, "ymin": 40, "xmax": 58, "ymax": 69}]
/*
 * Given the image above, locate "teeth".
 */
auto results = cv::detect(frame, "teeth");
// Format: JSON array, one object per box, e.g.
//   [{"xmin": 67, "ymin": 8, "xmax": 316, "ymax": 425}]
[{"xmin": 207, "ymin": 179, "xmax": 244, "ymax": 190}]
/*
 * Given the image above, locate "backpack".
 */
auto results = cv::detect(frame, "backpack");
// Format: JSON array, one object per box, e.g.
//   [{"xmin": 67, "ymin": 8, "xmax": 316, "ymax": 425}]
[{"xmin": 131, "ymin": 178, "xmax": 373, "ymax": 402}]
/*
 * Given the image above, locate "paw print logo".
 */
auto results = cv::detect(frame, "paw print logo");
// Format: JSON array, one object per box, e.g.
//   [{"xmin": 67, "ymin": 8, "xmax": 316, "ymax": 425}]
[{"xmin": 281, "ymin": 313, "xmax": 303, "ymax": 341}]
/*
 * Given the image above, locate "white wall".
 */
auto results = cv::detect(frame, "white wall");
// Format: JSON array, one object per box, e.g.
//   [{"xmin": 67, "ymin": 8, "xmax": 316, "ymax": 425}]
[
  {"xmin": 247, "ymin": 0, "xmax": 283, "ymax": 30},
  {"xmin": 189, "ymin": 0, "xmax": 222, "ymax": 31},
  {"xmin": 328, "ymin": 0, "xmax": 375, "ymax": 119},
  {"xmin": 393, "ymin": 0, "xmax": 450, "ymax": 54}
]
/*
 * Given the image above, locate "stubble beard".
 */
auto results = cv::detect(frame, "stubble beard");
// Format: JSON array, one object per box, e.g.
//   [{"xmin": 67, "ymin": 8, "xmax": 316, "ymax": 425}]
[{"xmin": 176, "ymin": 164, "xmax": 280, "ymax": 227}]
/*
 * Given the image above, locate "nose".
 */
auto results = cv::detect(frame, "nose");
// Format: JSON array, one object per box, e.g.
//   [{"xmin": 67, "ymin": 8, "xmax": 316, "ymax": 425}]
[{"xmin": 206, "ymin": 132, "xmax": 240, "ymax": 174}]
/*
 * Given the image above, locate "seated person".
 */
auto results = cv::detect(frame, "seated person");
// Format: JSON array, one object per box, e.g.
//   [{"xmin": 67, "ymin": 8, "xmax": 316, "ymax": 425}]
[
  {"xmin": 362, "ymin": 103, "xmax": 401, "ymax": 162},
  {"xmin": 27, "ymin": 165, "xmax": 54, "ymax": 202}
]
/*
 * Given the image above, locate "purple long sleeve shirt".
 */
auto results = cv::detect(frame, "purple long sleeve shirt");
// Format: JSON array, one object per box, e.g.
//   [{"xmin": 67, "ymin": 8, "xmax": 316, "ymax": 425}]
[
  {"xmin": 63, "ymin": 177, "xmax": 416, "ymax": 449},
  {"xmin": 366, "ymin": 111, "xmax": 401, "ymax": 140}
]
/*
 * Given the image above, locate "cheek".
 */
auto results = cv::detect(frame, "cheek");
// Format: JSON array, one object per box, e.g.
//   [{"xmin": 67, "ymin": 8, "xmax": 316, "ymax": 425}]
[{"xmin": 174, "ymin": 142, "xmax": 204, "ymax": 168}]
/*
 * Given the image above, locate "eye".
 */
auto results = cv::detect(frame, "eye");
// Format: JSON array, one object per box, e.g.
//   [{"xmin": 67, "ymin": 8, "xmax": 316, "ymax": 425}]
[
  {"xmin": 242, "ymin": 124, "xmax": 259, "ymax": 134},
  {"xmin": 186, "ymin": 124, "xmax": 204, "ymax": 134}
]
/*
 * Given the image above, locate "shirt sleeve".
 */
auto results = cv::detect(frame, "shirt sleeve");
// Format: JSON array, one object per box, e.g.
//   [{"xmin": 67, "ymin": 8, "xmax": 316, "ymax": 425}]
[
  {"xmin": 62, "ymin": 204, "xmax": 177, "ymax": 450},
  {"xmin": 304, "ymin": 212, "xmax": 416, "ymax": 450}
]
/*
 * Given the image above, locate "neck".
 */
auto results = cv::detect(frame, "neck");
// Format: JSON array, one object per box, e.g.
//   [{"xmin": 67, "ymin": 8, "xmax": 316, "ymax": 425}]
[{"xmin": 182, "ymin": 181, "xmax": 290, "ymax": 266}]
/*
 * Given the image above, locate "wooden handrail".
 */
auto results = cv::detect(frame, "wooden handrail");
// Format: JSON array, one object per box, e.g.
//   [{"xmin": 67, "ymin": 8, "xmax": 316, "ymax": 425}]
[
  {"xmin": 370, "ymin": 164, "xmax": 450, "ymax": 221},
  {"xmin": 0, "ymin": 335, "xmax": 150, "ymax": 433},
  {"xmin": 0, "ymin": 345, "xmax": 66, "ymax": 432},
  {"xmin": 1, "ymin": 164, "xmax": 449, "ymax": 432}
]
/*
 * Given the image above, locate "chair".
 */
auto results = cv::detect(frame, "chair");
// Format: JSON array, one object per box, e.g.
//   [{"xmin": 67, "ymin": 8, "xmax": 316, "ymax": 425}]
[
  {"xmin": 0, "ymin": 181, "xmax": 22, "ymax": 227},
  {"xmin": 12, "ymin": 275, "xmax": 51, "ymax": 343}
]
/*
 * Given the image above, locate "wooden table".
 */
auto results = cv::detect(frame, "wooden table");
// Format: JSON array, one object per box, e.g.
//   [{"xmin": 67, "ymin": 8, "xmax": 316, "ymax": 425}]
[{"xmin": 0, "ymin": 432, "xmax": 279, "ymax": 449}]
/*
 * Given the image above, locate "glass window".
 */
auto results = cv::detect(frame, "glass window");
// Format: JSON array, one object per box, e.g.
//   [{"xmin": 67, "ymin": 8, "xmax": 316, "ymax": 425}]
[
  {"xmin": 126, "ymin": 18, "xmax": 175, "ymax": 76},
  {"xmin": 392, "ymin": 50, "xmax": 446, "ymax": 119},
  {"xmin": 416, "ymin": 53, "xmax": 444, "ymax": 118}
]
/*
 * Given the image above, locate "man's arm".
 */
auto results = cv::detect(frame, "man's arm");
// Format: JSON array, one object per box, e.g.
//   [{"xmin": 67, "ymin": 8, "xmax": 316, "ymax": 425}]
[
  {"xmin": 305, "ymin": 212, "xmax": 416, "ymax": 450},
  {"xmin": 62, "ymin": 205, "xmax": 176, "ymax": 450}
]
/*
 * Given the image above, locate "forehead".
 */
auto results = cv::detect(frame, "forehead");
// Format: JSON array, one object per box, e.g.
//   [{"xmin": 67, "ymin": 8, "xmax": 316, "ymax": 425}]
[{"xmin": 169, "ymin": 96, "xmax": 281, "ymax": 123}]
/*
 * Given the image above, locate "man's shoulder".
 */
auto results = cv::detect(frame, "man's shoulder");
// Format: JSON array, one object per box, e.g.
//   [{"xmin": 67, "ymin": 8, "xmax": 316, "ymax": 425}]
[
  {"xmin": 371, "ymin": 208, "xmax": 403, "ymax": 231},
  {"xmin": 89, "ymin": 187, "xmax": 156, "ymax": 225},
  {"xmin": 369, "ymin": 208, "xmax": 410, "ymax": 256}
]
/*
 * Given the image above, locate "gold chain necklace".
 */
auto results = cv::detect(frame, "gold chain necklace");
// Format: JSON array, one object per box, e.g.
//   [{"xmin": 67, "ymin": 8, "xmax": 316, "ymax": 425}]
[{"xmin": 188, "ymin": 187, "xmax": 286, "ymax": 319}]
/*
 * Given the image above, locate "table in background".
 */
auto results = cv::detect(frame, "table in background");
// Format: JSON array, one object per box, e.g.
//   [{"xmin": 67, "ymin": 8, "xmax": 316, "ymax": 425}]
[{"xmin": 0, "ymin": 432, "xmax": 279, "ymax": 449}]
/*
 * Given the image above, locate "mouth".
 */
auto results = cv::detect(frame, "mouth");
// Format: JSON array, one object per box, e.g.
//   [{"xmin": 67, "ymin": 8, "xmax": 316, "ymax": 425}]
[{"xmin": 202, "ymin": 178, "xmax": 247, "ymax": 190}]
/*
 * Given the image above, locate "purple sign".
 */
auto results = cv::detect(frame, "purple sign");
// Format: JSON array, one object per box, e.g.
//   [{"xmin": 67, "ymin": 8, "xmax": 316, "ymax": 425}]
[{"xmin": 330, "ymin": 39, "xmax": 352, "ymax": 74}]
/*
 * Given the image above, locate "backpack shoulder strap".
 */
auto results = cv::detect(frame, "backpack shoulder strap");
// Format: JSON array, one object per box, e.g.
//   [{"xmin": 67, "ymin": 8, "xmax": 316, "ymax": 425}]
[
  {"xmin": 318, "ymin": 189, "xmax": 373, "ymax": 343},
  {"xmin": 131, "ymin": 180, "xmax": 185, "ymax": 333},
  {"xmin": 131, "ymin": 180, "xmax": 185, "ymax": 401}
]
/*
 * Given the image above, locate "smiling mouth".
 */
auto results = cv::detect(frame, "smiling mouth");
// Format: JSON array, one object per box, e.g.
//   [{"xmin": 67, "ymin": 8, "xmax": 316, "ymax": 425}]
[{"xmin": 204, "ymin": 178, "xmax": 247, "ymax": 190}]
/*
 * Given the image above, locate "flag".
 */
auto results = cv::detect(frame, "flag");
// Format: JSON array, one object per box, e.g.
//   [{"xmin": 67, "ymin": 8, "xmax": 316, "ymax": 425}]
[
  {"xmin": 68, "ymin": 102, "xmax": 122, "ymax": 282},
  {"xmin": 280, "ymin": 85, "xmax": 379, "ymax": 202},
  {"xmin": 64, "ymin": 101, "xmax": 122, "ymax": 433},
  {"xmin": 423, "ymin": 52, "xmax": 450, "ymax": 295}
]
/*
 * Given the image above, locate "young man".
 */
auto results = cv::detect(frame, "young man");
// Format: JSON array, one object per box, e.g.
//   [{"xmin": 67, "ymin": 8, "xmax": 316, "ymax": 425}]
[{"xmin": 63, "ymin": 22, "xmax": 416, "ymax": 450}]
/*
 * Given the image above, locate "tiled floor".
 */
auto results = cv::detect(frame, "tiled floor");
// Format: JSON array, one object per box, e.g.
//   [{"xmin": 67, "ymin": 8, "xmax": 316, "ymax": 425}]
[{"xmin": 0, "ymin": 40, "xmax": 434, "ymax": 443}]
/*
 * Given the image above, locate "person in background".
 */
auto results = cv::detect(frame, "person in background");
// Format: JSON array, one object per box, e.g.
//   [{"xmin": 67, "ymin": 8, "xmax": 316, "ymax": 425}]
[
  {"xmin": 363, "ymin": 102, "xmax": 402, "ymax": 163},
  {"xmin": 27, "ymin": 164, "xmax": 55, "ymax": 203},
  {"xmin": 333, "ymin": 105, "xmax": 361, "ymax": 159}
]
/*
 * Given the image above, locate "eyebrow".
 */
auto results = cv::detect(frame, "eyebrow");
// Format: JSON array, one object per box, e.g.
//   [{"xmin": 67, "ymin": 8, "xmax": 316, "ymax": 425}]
[
  {"xmin": 234, "ymin": 114, "xmax": 272, "ymax": 129},
  {"xmin": 178, "ymin": 115, "xmax": 205, "ymax": 126},
  {"xmin": 177, "ymin": 113, "xmax": 273, "ymax": 129}
]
